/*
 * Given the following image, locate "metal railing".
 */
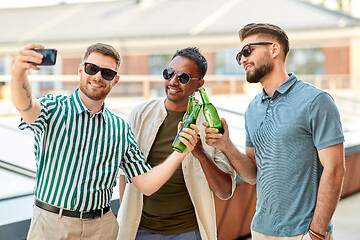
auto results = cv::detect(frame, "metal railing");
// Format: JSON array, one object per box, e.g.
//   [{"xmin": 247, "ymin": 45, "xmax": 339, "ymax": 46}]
[{"xmin": 0, "ymin": 73, "xmax": 353, "ymax": 99}]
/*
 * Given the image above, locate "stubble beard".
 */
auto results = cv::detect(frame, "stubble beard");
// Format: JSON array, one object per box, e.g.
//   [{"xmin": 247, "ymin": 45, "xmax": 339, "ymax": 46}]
[
  {"xmin": 246, "ymin": 58, "xmax": 274, "ymax": 84},
  {"xmin": 79, "ymin": 80, "xmax": 111, "ymax": 101}
]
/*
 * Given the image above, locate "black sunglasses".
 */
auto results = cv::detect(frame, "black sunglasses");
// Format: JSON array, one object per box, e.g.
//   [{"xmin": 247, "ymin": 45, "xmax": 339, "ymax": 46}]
[
  {"xmin": 83, "ymin": 62, "xmax": 118, "ymax": 81},
  {"xmin": 236, "ymin": 42, "xmax": 273, "ymax": 65},
  {"xmin": 163, "ymin": 68, "xmax": 202, "ymax": 84}
]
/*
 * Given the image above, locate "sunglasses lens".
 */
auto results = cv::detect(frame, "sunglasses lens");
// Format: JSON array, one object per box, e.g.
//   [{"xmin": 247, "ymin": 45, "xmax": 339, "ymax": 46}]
[
  {"xmin": 236, "ymin": 52, "xmax": 242, "ymax": 65},
  {"xmin": 84, "ymin": 63, "xmax": 116, "ymax": 81},
  {"xmin": 101, "ymin": 69, "xmax": 117, "ymax": 81},
  {"xmin": 163, "ymin": 68, "xmax": 174, "ymax": 80},
  {"xmin": 243, "ymin": 45, "xmax": 251, "ymax": 57},
  {"xmin": 178, "ymin": 73, "xmax": 190, "ymax": 84},
  {"xmin": 84, "ymin": 63, "xmax": 100, "ymax": 75}
]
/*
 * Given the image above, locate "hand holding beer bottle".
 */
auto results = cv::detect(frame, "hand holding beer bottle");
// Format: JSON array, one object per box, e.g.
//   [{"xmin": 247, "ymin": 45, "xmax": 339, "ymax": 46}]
[
  {"xmin": 199, "ymin": 87, "xmax": 224, "ymax": 134},
  {"xmin": 172, "ymin": 102, "xmax": 202, "ymax": 153}
]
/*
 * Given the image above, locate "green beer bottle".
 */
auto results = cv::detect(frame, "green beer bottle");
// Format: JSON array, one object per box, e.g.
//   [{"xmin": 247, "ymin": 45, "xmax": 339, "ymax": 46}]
[
  {"xmin": 198, "ymin": 87, "xmax": 224, "ymax": 134},
  {"xmin": 172, "ymin": 102, "xmax": 202, "ymax": 153},
  {"xmin": 182, "ymin": 96, "xmax": 195, "ymax": 122}
]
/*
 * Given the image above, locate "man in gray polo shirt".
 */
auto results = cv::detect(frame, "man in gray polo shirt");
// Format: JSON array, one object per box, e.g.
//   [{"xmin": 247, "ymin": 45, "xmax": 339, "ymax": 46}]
[{"xmin": 204, "ymin": 23, "xmax": 344, "ymax": 240}]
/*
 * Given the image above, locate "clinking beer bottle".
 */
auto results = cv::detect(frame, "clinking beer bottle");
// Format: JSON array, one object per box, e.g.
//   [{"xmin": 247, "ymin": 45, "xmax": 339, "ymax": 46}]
[
  {"xmin": 172, "ymin": 102, "xmax": 202, "ymax": 153},
  {"xmin": 182, "ymin": 96, "xmax": 195, "ymax": 122},
  {"xmin": 198, "ymin": 87, "xmax": 224, "ymax": 134}
]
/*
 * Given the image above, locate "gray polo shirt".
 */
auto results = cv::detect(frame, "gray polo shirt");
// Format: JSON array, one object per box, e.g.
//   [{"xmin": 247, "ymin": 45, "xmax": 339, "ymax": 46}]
[{"xmin": 245, "ymin": 73, "xmax": 344, "ymax": 236}]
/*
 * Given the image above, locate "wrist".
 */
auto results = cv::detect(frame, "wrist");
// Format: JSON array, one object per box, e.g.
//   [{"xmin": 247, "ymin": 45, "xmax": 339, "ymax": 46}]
[
  {"xmin": 171, "ymin": 150, "xmax": 187, "ymax": 162},
  {"xmin": 221, "ymin": 139, "xmax": 234, "ymax": 152},
  {"xmin": 308, "ymin": 228, "xmax": 325, "ymax": 240}
]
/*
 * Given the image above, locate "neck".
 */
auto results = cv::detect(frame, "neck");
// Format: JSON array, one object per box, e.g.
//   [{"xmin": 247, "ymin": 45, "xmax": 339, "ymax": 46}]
[
  {"xmin": 78, "ymin": 89, "xmax": 104, "ymax": 113},
  {"xmin": 165, "ymin": 98, "xmax": 187, "ymax": 112},
  {"xmin": 261, "ymin": 65, "xmax": 288, "ymax": 97}
]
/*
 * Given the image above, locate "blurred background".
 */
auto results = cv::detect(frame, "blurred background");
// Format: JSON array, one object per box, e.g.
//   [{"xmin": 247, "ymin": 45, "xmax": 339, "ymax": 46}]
[{"xmin": 0, "ymin": 0, "xmax": 359, "ymax": 239}]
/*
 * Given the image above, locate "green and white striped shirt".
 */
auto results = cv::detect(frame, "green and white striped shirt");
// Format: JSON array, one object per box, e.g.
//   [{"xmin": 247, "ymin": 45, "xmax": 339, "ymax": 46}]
[{"xmin": 19, "ymin": 89, "xmax": 151, "ymax": 211}]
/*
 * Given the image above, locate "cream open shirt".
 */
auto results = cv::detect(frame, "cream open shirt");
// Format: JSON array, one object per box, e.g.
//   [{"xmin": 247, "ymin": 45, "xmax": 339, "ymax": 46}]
[{"xmin": 117, "ymin": 98, "xmax": 236, "ymax": 240}]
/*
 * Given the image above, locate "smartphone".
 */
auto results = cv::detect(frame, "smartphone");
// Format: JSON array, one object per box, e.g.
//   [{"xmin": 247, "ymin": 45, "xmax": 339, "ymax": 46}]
[{"xmin": 33, "ymin": 49, "xmax": 57, "ymax": 65}]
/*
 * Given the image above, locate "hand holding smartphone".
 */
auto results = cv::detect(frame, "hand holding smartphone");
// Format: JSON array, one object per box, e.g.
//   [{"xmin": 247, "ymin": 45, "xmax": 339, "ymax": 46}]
[{"xmin": 32, "ymin": 49, "xmax": 57, "ymax": 65}]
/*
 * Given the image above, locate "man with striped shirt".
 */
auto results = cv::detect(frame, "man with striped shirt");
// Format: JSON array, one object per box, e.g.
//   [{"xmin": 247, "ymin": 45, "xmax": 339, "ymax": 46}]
[{"xmin": 11, "ymin": 43, "xmax": 199, "ymax": 240}]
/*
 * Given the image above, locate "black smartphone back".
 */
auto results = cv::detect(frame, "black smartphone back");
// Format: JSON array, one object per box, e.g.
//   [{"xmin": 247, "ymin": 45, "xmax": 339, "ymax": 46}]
[{"xmin": 33, "ymin": 49, "xmax": 57, "ymax": 65}]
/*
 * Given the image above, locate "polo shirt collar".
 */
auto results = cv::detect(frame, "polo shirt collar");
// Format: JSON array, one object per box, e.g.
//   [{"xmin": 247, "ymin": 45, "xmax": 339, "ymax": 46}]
[
  {"xmin": 261, "ymin": 73, "xmax": 298, "ymax": 101},
  {"xmin": 70, "ymin": 89, "xmax": 108, "ymax": 122}
]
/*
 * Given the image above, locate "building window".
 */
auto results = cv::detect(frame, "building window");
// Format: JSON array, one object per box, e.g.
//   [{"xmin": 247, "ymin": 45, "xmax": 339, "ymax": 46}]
[
  {"xmin": 149, "ymin": 54, "xmax": 172, "ymax": 97},
  {"xmin": 215, "ymin": 48, "xmax": 245, "ymax": 75},
  {"xmin": 287, "ymin": 48, "xmax": 324, "ymax": 75},
  {"xmin": 0, "ymin": 58, "xmax": 6, "ymax": 75},
  {"xmin": 149, "ymin": 54, "xmax": 172, "ymax": 75}
]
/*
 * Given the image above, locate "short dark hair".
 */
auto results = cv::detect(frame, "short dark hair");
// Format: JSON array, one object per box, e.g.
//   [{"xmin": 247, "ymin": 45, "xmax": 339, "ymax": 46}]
[
  {"xmin": 239, "ymin": 23, "xmax": 289, "ymax": 58},
  {"xmin": 82, "ymin": 43, "xmax": 121, "ymax": 70},
  {"xmin": 172, "ymin": 47, "xmax": 208, "ymax": 78}
]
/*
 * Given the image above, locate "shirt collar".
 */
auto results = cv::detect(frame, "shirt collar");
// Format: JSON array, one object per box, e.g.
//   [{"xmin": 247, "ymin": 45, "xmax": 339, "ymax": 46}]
[
  {"xmin": 70, "ymin": 89, "xmax": 108, "ymax": 122},
  {"xmin": 261, "ymin": 73, "xmax": 298, "ymax": 102}
]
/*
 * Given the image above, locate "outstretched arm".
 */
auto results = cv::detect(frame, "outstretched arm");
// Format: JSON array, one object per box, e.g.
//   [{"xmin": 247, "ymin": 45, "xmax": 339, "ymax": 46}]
[
  {"xmin": 131, "ymin": 124, "xmax": 199, "ymax": 196},
  {"xmin": 191, "ymin": 135, "xmax": 233, "ymax": 199},
  {"xmin": 204, "ymin": 118, "xmax": 257, "ymax": 185},
  {"xmin": 308, "ymin": 142, "xmax": 345, "ymax": 237},
  {"xmin": 11, "ymin": 44, "xmax": 44, "ymax": 124}
]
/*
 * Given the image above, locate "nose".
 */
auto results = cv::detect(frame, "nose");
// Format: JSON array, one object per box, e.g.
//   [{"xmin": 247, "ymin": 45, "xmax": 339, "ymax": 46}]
[
  {"xmin": 168, "ymin": 73, "xmax": 180, "ymax": 85},
  {"xmin": 94, "ymin": 70, "xmax": 103, "ymax": 80},
  {"xmin": 240, "ymin": 55, "xmax": 248, "ymax": 67}
]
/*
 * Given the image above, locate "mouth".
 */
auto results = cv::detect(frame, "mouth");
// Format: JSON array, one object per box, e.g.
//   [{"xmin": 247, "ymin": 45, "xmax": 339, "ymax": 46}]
[
  {"xmin": 167, "ymin": 86, "xmax": 182, "ymax": 94},
  {"xmin": 244, "ymin": 64, "xmax": 252, "ymax": 71},
  {"xmin": 89, "ymin": 81, "xmax": 104, "ymax": 89}
]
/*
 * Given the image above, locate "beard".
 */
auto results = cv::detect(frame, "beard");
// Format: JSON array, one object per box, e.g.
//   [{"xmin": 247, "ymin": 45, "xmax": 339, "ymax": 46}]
[
  {"xmin": 79, "ymin": 79, "xmax": 112, "ymax": 101},
  {"xmin": 246, "ymin": 56, "xmax": 274, "ymax": 84}
]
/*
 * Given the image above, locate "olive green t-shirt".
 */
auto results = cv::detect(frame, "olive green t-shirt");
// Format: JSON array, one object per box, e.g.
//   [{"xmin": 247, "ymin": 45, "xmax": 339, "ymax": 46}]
[{"xmin": 139, "ymin": 108, "xmax": 198, "ymax": 234}]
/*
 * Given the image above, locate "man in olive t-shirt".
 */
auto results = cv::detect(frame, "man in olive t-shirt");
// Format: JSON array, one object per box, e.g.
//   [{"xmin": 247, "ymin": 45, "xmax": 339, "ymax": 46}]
[{"xmin": 117, "ymin": 47, "xmax": 236, "ymax": 240}]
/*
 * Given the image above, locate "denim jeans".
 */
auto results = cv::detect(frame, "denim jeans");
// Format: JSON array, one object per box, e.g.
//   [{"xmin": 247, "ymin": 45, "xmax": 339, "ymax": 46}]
[{"xmin": 135, "ymin": 228, "xmax": 202, "ymax": 240}]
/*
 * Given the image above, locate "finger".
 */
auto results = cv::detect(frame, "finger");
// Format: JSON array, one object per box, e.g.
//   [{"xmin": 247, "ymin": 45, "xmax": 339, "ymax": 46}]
[
  {"xmin": 202, "ymin": 121, "xmax": 209, "ymax": 128},
  {"xmin": 206, "ymin": 138, "xmax": 219, "ymax": 145},
  {"xmin": 14, "ymin": 57, "xmax": 41, "ymax": 71},
  {"xmin": 205, "ymin": 133, "xmax": 222, "ymax": 141},
  {"xmin": 24, "ymin": 44, "xmax": 45, "ymax": 51},
  {"xmin": 179, "ymin": 136, "xmax": 195, "ymax": 151},
  {"xmin": 24, "ymin": 62, "xmax": 41, "ymax": 71},
  {"xmin": 180, "ymin": 130, "xmax": 197, "ymax": 145},
  {"xmin": 19, "ymin": 53, "xmax": 43, "ymax": 65},
  {"xmin": 189, "ymin": 124, "xmax": 199, "ymax": 135},
  {"xmin": 180, "ymin": 130, "xmax": 195, "ymax": 142},
  {"xmin": 204, "ymin": 127, "xmax": 220, "ymax": 135}
]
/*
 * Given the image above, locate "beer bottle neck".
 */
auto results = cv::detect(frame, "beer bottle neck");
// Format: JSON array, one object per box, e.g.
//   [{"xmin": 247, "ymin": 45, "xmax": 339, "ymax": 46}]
[{"xmin": 199, "ymin": 88, "xmax": 210, "ymax": 104}]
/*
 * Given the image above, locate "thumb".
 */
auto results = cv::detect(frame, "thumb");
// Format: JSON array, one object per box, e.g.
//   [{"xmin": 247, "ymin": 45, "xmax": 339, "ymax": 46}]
[
  {"xmin": 177, "ymin": 121, "xmax": 183, "ymax": 132},
  {"xmin": 221, "ymin": 118, "xmax": 229, "ymax": 134}
]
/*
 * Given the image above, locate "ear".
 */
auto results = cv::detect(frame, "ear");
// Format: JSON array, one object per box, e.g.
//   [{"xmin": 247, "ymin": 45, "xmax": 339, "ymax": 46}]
[
  {"xmin": 112, "ymin": 75, "xmax": 120, "ymax": 87},
  {"xmin": 196, "ymin": 79, "xmax": 205, "ymax": 91},
  {"xmin": 78, "ymin": 63, "xmax": 83, "ymax": 77},
  {"xmin": 272, "ymin": 42, "xmax": 281, "ymax": 59}
]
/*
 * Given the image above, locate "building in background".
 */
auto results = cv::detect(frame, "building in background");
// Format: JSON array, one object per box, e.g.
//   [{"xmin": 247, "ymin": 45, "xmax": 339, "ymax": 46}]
[
  {"xmin": 1, "ymin": 1, "xmax": 360, "ymax": 239},
  {"xmin": 0, "ymin": 0, "xmax": 359, "ymax": 99}
]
